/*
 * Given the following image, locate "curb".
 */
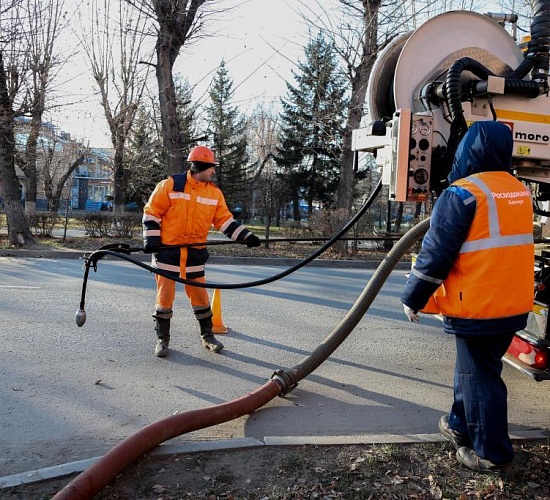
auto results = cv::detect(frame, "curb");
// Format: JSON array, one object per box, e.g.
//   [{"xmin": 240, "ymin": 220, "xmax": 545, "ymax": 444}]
[
  {"xmin": 2, "ymin": 430, "xmax": 548, "ymax": 489},
  {"xmin": 0, "ymin": 249, "xmax": 412, "ymax": 270},
  {"xmin": 0, "ymin": 249, "xmax": 85, "ymax": 259}
]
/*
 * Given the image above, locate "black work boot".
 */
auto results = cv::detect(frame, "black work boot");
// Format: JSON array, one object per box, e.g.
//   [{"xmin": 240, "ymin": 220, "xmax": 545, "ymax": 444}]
[
  {"xmin": 154, "ymin": 337, "xmax": 170, "ymax": 357},
  {"xmin": 198, "ymin": 317, "xmax": 223, "ymax": 353},
  {"xmin": 153, "ymin": 311, "xmax": 172, "ymax": 358}
]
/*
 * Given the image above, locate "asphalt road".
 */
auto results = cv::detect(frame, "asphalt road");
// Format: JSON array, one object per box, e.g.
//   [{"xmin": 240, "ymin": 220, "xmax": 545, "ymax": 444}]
[{"xmin": 1, "ymin": 257, "xmax": 549, "ymax": 478}]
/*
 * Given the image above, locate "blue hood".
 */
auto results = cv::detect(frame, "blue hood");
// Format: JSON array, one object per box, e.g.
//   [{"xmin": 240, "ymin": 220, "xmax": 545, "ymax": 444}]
[{"xmin": 448, "ymin": 121, "xmax": 513, "ymax": 184}]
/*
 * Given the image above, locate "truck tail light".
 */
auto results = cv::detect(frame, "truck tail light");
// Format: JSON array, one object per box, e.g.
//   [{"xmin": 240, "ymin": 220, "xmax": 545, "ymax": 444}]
[{"xmin": 507, "ymin": 336, "xmax": 549, "ymax": 371}]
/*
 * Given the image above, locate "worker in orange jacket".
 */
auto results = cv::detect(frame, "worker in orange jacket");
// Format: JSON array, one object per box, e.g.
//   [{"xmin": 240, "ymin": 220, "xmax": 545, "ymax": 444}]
[
  {"xmin": 142, "ymin": 146, "xmax": 261, "ymax": 358},
  {"xmin": 401, "ymin": 121, "xmax": 534, "ymax": 478}
]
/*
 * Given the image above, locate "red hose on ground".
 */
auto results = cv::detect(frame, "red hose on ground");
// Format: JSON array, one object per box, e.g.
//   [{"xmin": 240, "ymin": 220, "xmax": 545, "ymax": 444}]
[{"xmin": 52, "ymin": 380, "xmax": 282, "ymax": 500}]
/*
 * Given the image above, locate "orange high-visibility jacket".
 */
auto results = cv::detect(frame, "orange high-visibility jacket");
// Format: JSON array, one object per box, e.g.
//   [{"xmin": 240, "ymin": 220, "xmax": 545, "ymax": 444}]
[
  {"xmin": 423, "ymin": 171, "xmax": 533, "ymax": 319},
  {"xmin": 143, "ymin": 171, "xmax": 252, "ymax": 275}
]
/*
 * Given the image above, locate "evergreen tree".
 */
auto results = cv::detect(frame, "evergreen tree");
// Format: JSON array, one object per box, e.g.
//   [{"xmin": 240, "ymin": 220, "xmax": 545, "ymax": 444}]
[
  {"xmin": 205, "ymin": 61, "xmax": 249, "ymax": 213},
  {"xmin": 125, "ymin": 109, "xmax": 165, "ymax": 208},
  {"xmin": 174, "ymin": 77, "xmax": 198, "ymax": 153},
  {"xmin": 275, "ymin": 32, "xmax": 348, "ymax": 220}
]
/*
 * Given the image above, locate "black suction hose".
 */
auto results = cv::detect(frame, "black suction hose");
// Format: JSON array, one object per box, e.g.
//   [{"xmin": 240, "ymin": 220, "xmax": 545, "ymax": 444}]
[
  {"xmin": 75, "ymin": 180, "xmax": 383, "ymax": 326},
  {"xmin": 446, "ymin": 57, "xmax": 542, "ymax": 131},
  {"xmin": 529, "ymin": 0, "xmax": 550, "ymax": 89},
  {"xmin": 54, "ymin": 218, "xmax": 430, "ymax": 500},
  {"xmin": 442, "ymin": 1, "xmax": 550, "ymax": 164}
]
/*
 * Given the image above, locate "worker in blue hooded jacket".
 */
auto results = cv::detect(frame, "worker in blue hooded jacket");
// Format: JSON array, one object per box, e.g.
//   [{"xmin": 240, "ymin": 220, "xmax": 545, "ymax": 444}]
[{"xmin": 401, "ymin": 120, "xmax": 534, "ymax": 478}]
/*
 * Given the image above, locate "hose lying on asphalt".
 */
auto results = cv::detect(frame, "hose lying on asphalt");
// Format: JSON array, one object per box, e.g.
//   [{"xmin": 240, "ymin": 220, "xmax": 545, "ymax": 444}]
[{"xmin": 53, "ymin": 218, "xmax": 430, "ymax": 500}]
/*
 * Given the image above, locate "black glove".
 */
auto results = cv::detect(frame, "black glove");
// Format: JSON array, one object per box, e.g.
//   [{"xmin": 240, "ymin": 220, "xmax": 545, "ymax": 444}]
[
  {"xmin": 143, "ymin": 243, "xmax": 159, "ymax": 254},
  {"xmin": 245, "ymin": 234, "xmax": 261, "ymax": 248}
]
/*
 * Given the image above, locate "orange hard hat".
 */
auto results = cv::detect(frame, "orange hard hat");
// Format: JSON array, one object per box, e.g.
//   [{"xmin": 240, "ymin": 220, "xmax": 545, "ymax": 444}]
[{"xmin": 187, "ymin": 145, "xmax": 217, "ymax": 164}]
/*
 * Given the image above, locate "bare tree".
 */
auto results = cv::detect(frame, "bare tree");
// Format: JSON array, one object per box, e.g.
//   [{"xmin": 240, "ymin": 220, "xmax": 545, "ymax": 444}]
[
  {"xmin": 246, "ymin": 104, "xmax": 285, "ymax": 243},
  {"xmin": 125, "ymin": 0, "xmax": 225, "ymax": 175},
  {"xmin": 0, "ymin": 1, "xmax": 35, "ymax": 246},
  {"xmin": 297, "ymin": 0, "xmax": 487, "ymax": 212},
  {"xmin": 80, "ymin": 0, "xmax": 151, "ymax": 214},
  {"xmin": 18, "ymin": 0, "xmax": 68, "ymax": 214},
  {"xmin": 41, "ymin": 136, "xmax": 88, "ymax": 212},
  {"xmin": 0, "ymin": 53, "xmax": 34, "ymax": 246}
]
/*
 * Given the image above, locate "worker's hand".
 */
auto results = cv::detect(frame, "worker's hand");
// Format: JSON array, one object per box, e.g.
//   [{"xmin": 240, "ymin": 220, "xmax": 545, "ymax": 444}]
[
  {"xmin": 143, "ymin": 243, "xmax": 159, "ymax": 254},
  {"xmin": 403, "ymin": 304, "xmax": 420, "ymax": 322},
  {"xmin": 246, "ymin": 234, "xmax": 261, "ymax": 248}
]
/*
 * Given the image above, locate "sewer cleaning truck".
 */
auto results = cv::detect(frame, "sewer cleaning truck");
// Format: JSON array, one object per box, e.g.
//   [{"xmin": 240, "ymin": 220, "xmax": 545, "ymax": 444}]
[{"xmin": 351, "ymin": 2, "xmax": 550, "ymax": 380}]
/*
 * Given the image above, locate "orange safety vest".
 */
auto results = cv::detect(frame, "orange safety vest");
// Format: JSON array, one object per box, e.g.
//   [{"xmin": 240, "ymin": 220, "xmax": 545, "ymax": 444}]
[
  {"xmin": 143, "ymin": 171, "xmax": 239, "ymax": 275},
  {"xmin": 144, "ymin": 172, "xmax": 235, "ymax": 247},
  {"xmin": 421, "ymin": 171, "xmax": 534, "ymax": 319}
]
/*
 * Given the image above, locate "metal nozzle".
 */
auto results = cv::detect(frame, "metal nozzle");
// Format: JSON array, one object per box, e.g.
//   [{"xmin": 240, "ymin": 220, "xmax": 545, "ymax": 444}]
[{"xmin": 75, "ymin": 309, "xmax": 87, "ymax": 327}]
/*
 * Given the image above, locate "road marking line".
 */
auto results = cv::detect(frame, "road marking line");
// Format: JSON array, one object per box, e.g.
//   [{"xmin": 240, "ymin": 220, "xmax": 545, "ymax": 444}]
[{"xmin": 0, "ymin": 285, "xmax": 41, "ymax": 289}]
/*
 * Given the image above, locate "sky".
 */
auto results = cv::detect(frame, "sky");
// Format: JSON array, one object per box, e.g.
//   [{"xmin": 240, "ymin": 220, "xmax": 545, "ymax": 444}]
[
  {"xmin": 49, "ymin": 0, "xmax": 324, "ymax": 148},
  {"xmin": 48, "ymin": 0, "xmax": 506, "ymax": 149}
]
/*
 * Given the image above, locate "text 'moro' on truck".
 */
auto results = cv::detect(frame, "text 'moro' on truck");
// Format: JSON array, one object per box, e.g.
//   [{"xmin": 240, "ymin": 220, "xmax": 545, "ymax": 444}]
[{"xmin": 352, "ymin": 2, "xmax": 550, "ymax": 380}]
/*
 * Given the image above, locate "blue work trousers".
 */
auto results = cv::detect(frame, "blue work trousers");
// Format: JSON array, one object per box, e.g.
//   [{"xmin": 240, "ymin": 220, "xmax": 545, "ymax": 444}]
[{"xmin": 447, "ymin": 332, "xmax": 515, "ymax": 464}]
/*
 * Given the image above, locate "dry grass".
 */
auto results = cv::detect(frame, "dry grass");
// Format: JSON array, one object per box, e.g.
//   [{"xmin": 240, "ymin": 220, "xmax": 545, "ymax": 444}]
[{"xmin": 4, "ymin": 442, "xmax": 550, "ymax": 499}]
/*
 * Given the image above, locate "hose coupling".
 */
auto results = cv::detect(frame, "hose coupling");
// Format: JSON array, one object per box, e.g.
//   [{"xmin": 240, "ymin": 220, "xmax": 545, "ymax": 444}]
[{"xmin": 271, "ymin": 369, "xmax": 299, "ymax": 397}]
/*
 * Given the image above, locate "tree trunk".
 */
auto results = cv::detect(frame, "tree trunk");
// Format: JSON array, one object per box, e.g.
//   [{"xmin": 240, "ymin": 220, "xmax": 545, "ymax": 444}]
[
  {"xmin": 0, "ymin": 52, "xmax": 34, "ymax": 246},
  {"xmin": 384, "ymin": 198, "xmax": 392, "ymax": 250},
  {"xmin": 264, "ymin": 214, "xmax": 271, "ymax": 249},
  {"xmin": 113, "ymin": 131, "xmax": 126, "ymax": 214},
  {"xmin": 152, "ymin": 0, "xmax": 208, "ymax": 176},
  {"xmin": 44, "ymin": 153, "xmax": 83, "ymax": 213},
  {"xmin": 336, "ymin": 99, "xmax": 365, "ymax": 212},
  {"xmin": 24, "ymin": 114, "xmax": 43, "ymax": 214},
  {"xmin": 156, "ymin": 43, "xmax": 184, "ymax": 176},
  {"xmin": 335, "ymin": 0, "xmax": 381, "ymax": 212},
  {"xmin": 292, "ymin": 189, "xmax": 301, "ymax": 222},
  {"xmin": 24, "ymin": 123, "xmax": 38, "ymax": 213},
  {"xmin": 394, "ymin": 201, "xmax": 404, "ymax": 233},
  {"xmin": 414, "ymin": 202, "xmax": 422, "ymax": 218}
]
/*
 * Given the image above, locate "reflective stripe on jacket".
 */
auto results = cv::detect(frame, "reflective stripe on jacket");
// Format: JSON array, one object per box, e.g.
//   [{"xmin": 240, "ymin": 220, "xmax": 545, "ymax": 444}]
[{"xmin": 422, "ymin": 171, "xmax": 533, "ymax": 319}]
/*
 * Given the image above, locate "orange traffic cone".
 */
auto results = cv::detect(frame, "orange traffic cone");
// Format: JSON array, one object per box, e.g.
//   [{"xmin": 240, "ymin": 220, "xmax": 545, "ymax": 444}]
[{"xmin": 211, "ymin": 288, "xmax": 228, "ymax": 334}]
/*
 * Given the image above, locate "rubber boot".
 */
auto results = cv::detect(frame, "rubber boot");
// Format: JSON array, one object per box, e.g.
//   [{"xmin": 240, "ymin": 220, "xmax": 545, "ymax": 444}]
[
  {"xmin": 199, "ymin": 317, "xmax": 223, "ymax": 353},
  {"xmin": 153, "ymin": 311, "xmax": 172, "ymax": 358}
]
